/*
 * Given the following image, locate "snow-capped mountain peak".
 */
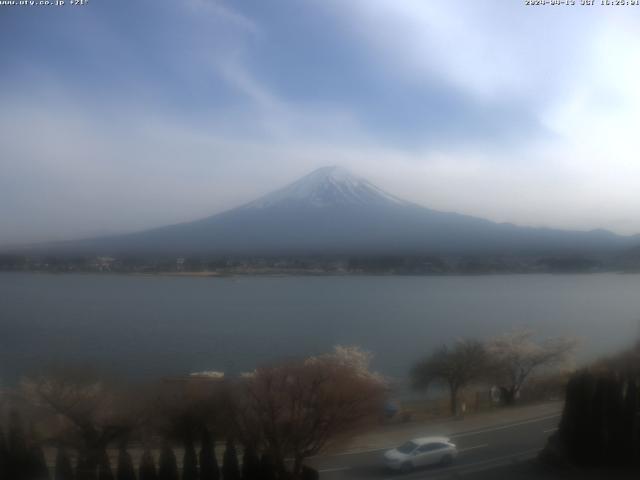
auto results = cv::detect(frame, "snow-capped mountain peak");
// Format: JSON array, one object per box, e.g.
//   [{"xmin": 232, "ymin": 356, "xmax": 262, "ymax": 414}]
[
  {"xmin": 30, "ymin": 166, "xmax": 637, "ymax": 257},
  {"xmin": 244, "ymin": 166, "xmax": 408, "ymax": 209}
]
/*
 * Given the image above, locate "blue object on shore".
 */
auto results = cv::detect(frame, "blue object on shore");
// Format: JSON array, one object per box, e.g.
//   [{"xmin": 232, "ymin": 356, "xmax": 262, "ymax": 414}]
[{"xmin": 384, "ymin": 401, "xmax": 400, "ymax": 418}]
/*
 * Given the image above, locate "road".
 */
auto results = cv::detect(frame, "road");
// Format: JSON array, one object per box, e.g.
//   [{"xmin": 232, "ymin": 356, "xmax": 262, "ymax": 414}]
[{"xmin": 309, "ymin": 412, "xmax": 560, "ymax": 480}]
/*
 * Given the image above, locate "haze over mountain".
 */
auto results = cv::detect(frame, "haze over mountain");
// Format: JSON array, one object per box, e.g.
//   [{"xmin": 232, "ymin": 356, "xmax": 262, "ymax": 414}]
[{"xmin": 19, "ymin": 166, "xmax": 638, "ymax": 258}]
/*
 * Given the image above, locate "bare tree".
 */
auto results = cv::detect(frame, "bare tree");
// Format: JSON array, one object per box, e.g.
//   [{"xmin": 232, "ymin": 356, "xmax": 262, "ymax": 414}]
[
  {"xmin": 232, "ymin": 346, "xmax": 386, "ymax": 480},
  {"xmin": 150, "ymin": 375, "xmax": 227, "ymax": 443},
  {"xmin": 487, "ymin": 329, "xmax": 577, "ymax": 404},
  {"xmin": 20, "ymin": 368, "xmax": 142, "ymax": 475},
  {"xmin": 411, "ymin": 340, "xmax": 488, "ymax": 415}
]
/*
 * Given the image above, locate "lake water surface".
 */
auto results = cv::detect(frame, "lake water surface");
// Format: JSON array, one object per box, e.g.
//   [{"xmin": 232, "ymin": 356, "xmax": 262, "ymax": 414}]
[{"xmin": 1, "ymin": 272, "xmax": 640, "ymax": 383}]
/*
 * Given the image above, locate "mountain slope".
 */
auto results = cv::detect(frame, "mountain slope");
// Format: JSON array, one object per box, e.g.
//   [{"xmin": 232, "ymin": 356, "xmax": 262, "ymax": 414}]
[{"xmin": 31, "ymin": 166, "xmax": 639, "ymax": 256}]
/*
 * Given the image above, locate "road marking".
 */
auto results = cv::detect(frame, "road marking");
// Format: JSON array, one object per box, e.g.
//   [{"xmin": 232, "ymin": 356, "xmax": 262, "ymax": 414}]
[
  {"xmin": 458, "ymin": 443, "xmax": 489, "ymax": 453},
  {"xmin": 313, "ymin": 412, "xmax": 560, "ymax": 460},
  {"xmin": 451, "ymin": 413, "xmax": 560, "ymax": 438},
  {"xmin": 543, "ymin": 427, "xmax": 558, "ymax": 433},
  {"xmin": 379, "ymin": 449, "xmax": 542, "ymax": 480},
  {"xmin": 319, "ymin": 467, "xmax": 350, "ymax": 473},
  {"xmin": 310, "ymin": 447, "xmax": 387, "ymax": 458},
  {"xmin": 455, "ymin": 447, "xmax": 541, "ymax": 471},
  {"xmin": 320, "ymin": 445, "xmax": 489, "ymax": 477}
]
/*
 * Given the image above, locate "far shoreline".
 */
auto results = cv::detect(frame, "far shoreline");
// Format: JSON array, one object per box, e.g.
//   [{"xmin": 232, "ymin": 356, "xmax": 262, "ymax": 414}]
[{"xmin": 1, "ymin": 269, "xmax": 636, "ymax": 278}]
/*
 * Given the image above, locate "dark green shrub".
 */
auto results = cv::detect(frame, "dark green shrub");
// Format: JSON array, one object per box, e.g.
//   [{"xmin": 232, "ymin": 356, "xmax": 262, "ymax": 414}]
[
  {"xmin": 139, "ymin": 449, "xmax": 157, "ymax": 480},
  {"xmin": 241, "ymin": 445, "xmax": 260, "ymax": 480},
  {"xmin": 54, "ymin": 447, "xmax": 74, "ymax": 480},
  {"xmin": 183, "ymin": 435, "xmax": 198, "ymax": 480},
  {"xmin": 222, "ymin": 440, "xmax": 240, "ymax": 480},
  {"xmin": 97, "ymin": 448, "xmax": 114, "ymax": 480},
  {"xmin": 29, "ymin": 443, "xmax": 51, "ymax": 480},
  {"xmin": 199, "ymin": 428, "xmax": 219, "ymax": 480},
  {"xmin": 7, "ymin": 411, "xmax": 29, "ymax": 480},
  {"xmin": 258, "ymin": 454, "xmax": 275, "ymax": 480},
  {"xmin": 116, "ymin": 447, "xmax": 136, "ymax": 480},
  {"xmin": 555, "ymin": 369, "xmax": 640, "ymax": 467},
  {"xmin": 158, "ymin": 443, "xmax": 178, "ymax": 480},
  {"xmin": 300, "ymin": 466, "xmax": 318, "ymax": 480}
]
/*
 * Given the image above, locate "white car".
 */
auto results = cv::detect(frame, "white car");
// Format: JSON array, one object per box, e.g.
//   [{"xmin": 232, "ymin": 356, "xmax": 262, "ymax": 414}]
[{"xmin": 384, "ymin": 436, "xmax": 458, "ymax": 472}]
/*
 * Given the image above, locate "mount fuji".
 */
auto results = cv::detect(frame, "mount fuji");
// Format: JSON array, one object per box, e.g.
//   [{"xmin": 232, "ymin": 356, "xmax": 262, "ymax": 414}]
[{"xmin": 35, "ymin": 166, "xmax": 638, "ymax": 256}]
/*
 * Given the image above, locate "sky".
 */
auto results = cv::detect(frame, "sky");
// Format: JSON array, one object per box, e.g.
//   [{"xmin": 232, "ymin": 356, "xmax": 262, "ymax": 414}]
[{"xmin": 2, "ymin": 0, "xmax": 640, "ymax": 245}]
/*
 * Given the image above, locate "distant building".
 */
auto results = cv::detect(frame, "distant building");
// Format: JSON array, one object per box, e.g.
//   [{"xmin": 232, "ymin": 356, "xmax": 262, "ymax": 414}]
[
  {"xmin": 189, "ymin": 370, "xmax": 224, "ymax": 379},
  {"xmin": 176, "ymin": 257, "xmax": 185, "ymax": 271},
  {"xmin": 92, "ymin": 256, "xmax": 115, "ymax": 271}
]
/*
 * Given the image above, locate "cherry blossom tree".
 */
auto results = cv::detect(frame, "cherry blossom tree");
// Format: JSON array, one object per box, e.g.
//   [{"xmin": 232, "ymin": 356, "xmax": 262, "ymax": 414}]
[
  {"xmin": 487, "ymin": 329, "xmax": 577, "ymax": 404},
  {"xmin": 232, "ymin": 346, "xmax": 386, "ymax": 480},
  {"xmin": 411, "ymin": 340, "xmax": 488, "ymax": 415}
]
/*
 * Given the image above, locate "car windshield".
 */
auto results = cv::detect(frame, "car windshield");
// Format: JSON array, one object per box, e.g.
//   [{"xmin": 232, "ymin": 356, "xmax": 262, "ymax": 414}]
[{"xmin": 397, "ymin": 441, "xmax": 418, "ymax": 454}]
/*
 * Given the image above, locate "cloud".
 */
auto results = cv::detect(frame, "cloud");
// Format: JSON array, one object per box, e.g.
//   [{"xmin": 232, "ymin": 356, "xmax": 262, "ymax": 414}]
[
  {"xmin": 186, "ymin": 0, "xmax": 259, "ymax": 34},
  {"xmin": 330, "ymin": 1, "xmax": 594, "ymax": 103},
  {"xmin": 2, "ymin": 0, "xmax": 640, "ymax": 244}
]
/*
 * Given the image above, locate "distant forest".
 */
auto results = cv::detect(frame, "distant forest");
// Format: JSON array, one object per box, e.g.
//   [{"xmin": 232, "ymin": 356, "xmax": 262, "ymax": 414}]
[{"xmin": 1, "ymin": 252, "xmax": 638, "ymax": 275}]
